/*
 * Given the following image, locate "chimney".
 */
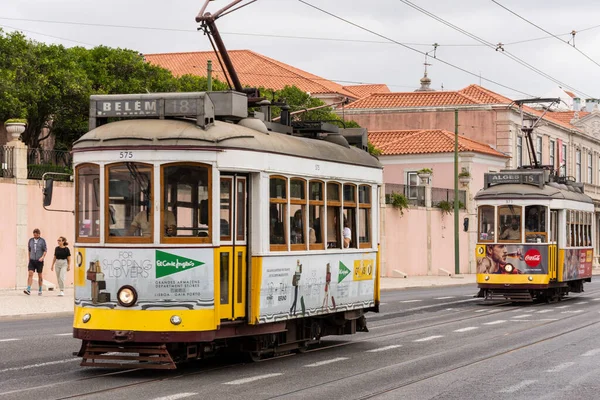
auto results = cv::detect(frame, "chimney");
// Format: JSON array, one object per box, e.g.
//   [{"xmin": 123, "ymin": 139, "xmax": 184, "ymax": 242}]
[
  {"xmin": 573, "ymin": 97, "xmax": 580, "ymax": 111},
  {"xmin": 586, "ymin": 98, "xmax": 594, "ymax": 112}
]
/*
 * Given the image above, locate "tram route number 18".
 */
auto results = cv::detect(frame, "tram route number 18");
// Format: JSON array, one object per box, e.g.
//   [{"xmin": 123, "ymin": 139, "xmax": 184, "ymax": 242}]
[{"xmin": 119, "ymin": 151, "xmax": 133, "ymax": 159}]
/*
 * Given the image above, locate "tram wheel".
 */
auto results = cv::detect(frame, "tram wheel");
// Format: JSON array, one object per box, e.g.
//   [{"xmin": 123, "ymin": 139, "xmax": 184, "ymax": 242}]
[{"xmin": 246, "ymin": 351, "xmax": 263, "ymax": 362}]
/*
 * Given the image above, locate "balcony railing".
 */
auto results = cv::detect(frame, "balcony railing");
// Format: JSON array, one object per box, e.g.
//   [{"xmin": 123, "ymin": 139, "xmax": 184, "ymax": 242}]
[
  {"xmin": 27, "ymin": 148, "xmax": 72, "ymax": 180},
  {"xmin": 385, "ymin": 183, "xmax": 466, "ymax": 209},
  {"xmin": 432, "ymin": 187, "xmax": 466, "ymax": 208},
  {"xmin": 0, "ymin": 146, "xmax": 14, "ymax": 178}
]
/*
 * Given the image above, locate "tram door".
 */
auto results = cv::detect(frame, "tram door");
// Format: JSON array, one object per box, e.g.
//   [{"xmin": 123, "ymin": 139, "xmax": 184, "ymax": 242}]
[
  {"xmin": 548, "ymin": 210, "xmax": 559, "ymax": 280},
  {"xmin": 218, "ymin": 175, "xmax": 248, "ymax": 321}
]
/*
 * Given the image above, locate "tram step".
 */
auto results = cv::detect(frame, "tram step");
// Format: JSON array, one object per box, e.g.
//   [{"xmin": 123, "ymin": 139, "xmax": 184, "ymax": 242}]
[
  {"xmin": 487, "ymin": 291, "xmax": 533, "ymax": 302},
  {"xmin": 80, "ymin": 343, "xmax": 176, "ymax": 369}
]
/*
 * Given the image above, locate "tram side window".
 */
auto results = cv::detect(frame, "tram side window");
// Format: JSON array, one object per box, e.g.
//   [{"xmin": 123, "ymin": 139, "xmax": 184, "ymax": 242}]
[
  {"xmin": 290, "ymin": 179, "xmax": 307, "ymax": 249},
  {"xmin": 478, "ymin": 206, "xmax": 495, "ymax": 242},
  {"xmin": 524, "ymin": 205, "xmax": 547, "ymax": 243},
  {"xmin": 498, "ymin": 205, "xmax": 522, "ymax": 242},
  {"xmin": 326, "ymin": 182, "xmax": 342, "ymax": 249},
  {"xmin": 270, "ymin": 177, "xmax": 287, "ymax": 249},
  {"xmin": 76, "ymin": 164, "xmax": 100, "ymax": 242},
  {"xmin": 309, "ymin": 180, "xmax": 325, "ymax": 250},
  {"xmin": 162, "ymin": 164, "xmax": 211, "ymax": 241},
  {"xmin": 106, "ymin": 163, "xmax": 153, "ymax": 242},
  {"xmin": 220, "ymin": 178, "xmax": 232, "ymax": 240},
  {"xmin": 358, "ymin": 185, "xmax": 372, "ymax": 248},
  {"xmin": 343, "ymin": 184, "xmax": 357, "ymax": 249},
  {"xmin": 567, "ymin": 210, "xmax": 573, "ymax": 247}
]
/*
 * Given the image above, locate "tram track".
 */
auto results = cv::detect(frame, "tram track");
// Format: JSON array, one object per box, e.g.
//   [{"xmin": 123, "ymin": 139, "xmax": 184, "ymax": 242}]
[{"xmin": 265, "ymin": 310, "xmax": 600, "ymax": 400}]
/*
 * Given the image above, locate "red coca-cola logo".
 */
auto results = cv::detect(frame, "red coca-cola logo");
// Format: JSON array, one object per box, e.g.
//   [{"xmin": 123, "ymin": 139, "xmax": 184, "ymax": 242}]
[{"xmin": 524, "ymin": 249, "xmax": 541, "ymax": 267}]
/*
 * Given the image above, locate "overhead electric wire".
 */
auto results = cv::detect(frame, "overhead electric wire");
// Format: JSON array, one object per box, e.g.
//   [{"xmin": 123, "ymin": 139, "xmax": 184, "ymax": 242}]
[
  {"xmin": 492, "ymin": 0, "xmax": 600, "ymax": 71},
  {"xmin": 0, "ymin": 23, "xmax": 95, "ymax": 47},
  {"xmin": 398, "ymin": 0, "xmax": 593, "ymax": 99},
  {"xmin": 297, "ymin": 0, "xmax": 536, "ymax": 98}
]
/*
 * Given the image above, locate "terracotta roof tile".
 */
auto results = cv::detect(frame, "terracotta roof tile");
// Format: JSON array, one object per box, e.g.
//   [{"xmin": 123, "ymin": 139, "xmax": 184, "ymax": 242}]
[
  {"xmin": 343, "ymin": 84, "xmax": 390, "ymax": 98},
  {"xmin": 368, "ymin": 129, "xmax": 508, "ymax": 158},
  {"xmin": 546, "ymin": 110, "xmax": 589, "ymax": 124},
  {"xmin": 144, "ymin": 50, "xmax": 358, "ymax": 98},
  {"xmin": 346, "ymin": 91, "xmax": 478, "ymax": 109}
]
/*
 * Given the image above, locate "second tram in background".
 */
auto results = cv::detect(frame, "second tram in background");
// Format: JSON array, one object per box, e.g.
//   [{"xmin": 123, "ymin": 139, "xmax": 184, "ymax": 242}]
[{"xmin": 475, "ymin": 169, "xmax": 594, "ymax": 302}]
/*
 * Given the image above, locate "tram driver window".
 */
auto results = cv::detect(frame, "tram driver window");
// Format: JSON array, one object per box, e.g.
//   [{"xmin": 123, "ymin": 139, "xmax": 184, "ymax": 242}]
[
  {"xmin": 270, "ymin": 177, "xmax": 287, "ymax": 250},
  {"xmin": 161, "ymin": 163, "xmax": 211, "ymax": 242},
  {"xmin": 524, "ymin": 205, "xmax": 547, "ymax": 243},
  {"xmin": 478, "ymin": 206, "xmax": 494, "ymax": 241},
  {"xmin": 498, "ymin": 205, "xmax": 522, "ymax": 242},
  {"xmin": 106, "ymin": 163, "xmax": 153, "ymax": 242}
]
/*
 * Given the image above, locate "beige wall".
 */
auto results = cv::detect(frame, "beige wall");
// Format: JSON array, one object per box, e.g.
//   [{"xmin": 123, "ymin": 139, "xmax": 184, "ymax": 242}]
[{"xmin": 0, "ymin": 179, "xmax": 74, "ymax": 289}]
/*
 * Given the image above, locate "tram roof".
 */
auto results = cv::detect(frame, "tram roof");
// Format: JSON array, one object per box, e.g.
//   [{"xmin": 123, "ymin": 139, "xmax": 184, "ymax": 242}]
[
  {"xmin": 73, "ymin": 118, "xmax": 382, "ymax": 170},
  {"xmin": 474, "ymin": 181, "xmax": 593, "ymax": 203}
]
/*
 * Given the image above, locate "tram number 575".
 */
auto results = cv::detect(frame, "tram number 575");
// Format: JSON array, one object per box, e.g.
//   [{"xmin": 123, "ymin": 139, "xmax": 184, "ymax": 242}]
[{"xmin": 119, "ymin": 151, "xmax": 133, "ymax": 159}]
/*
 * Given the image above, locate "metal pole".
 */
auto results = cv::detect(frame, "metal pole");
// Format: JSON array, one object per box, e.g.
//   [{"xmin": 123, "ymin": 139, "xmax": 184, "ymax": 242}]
[
  {"xmin": 207, "ymin": 60, "xmax": 213, "ymax": 91},
  {"xmin": 454, "ymin": 109, "xmax": 460, "ymax": 275}
]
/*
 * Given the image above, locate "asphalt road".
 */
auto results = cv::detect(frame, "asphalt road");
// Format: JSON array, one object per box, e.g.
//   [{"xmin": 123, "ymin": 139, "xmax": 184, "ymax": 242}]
[{"xmin": 2, "ymin": 282, "xmax": 600, "ymax": 400}]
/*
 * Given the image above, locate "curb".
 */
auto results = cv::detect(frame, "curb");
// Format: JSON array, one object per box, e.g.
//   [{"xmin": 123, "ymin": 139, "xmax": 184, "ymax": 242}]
[{"xmin": 0, "ymin": 311, "xmax": 73, "ymax": 321}]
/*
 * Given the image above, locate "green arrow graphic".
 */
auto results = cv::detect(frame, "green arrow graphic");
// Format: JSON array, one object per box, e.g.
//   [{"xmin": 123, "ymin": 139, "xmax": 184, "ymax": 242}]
[
  {"xmin": 338, "ymin": 261, "xmax": 351, "ymax": 283},
  {"xmin": 156, "ymin": 250, "xmax": 205, "ymax": 278}
]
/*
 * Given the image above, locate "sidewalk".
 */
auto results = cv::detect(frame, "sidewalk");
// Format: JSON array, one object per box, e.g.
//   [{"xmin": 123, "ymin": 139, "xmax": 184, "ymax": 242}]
[{"xmin": 0, "ymin": 275, "xmax": 477, "ymax": 320}]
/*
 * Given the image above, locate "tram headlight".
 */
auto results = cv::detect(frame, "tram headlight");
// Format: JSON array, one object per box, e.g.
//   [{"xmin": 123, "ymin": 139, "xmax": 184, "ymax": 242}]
[
  {"xmin": 504, "ymin": 264, "xmax": 514, "ymax": 273},
  {"xmin": 117, "ymin": 285, "xmax": 138, "ymax": 307},
  {"xmin": 170, "ymin": 315, "xmax": 182, "ymax": 325},
  {"xmin": 528, "ymin": 276, "xmax": 533, "ymax": 281},
  {"xmin": 82, "ymin": 313, "xmax": 91, "ymax": 323}
]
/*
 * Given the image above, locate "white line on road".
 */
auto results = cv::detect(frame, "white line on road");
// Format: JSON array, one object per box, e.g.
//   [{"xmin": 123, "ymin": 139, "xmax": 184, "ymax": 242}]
[
  {"xmin": 434, "ymin": 296, "xmax": 455, "ymax": 300},
  {"xmin": 0, "ymin": 358, "xmax": 79, "ymax": 373},
  {"xmin": 536, "ymin": 310, "xmax": 553, "ymax": 314},
  {"xmin": 561, "ymin": 310, "xmax": 584, "ymax": 314},
  {"xmin": 414, "ymin": 335, "xmax": 443, "ymax": 342},
  {"xmin": 510, "ymin": 319, "xmax": 557, "ymax": 322},
  {"xmin": 575, "ymin": 301, "xmax": 588, "ymax": 305},
  {"xmin": 223, "ymin": 373, "xmax": 282, "ymax": 385},
  {"xmin": 474, "ymin": 309, "xmax": 488, "ymax": 313},
  {"xmin": 453, "ymin": 327, "xmax": 478, "ymax": 333},
  {"xmin": 366, "ymin": 345, "xmax": 402, "ymax": 353},
  {"xmin": 512, "ymin": 314, "xmax": 532, "ymax": 319},
  {"xmin": 483, "ymin": 320, "xmax": 506, "ymax": 325},
  {"xmin": 497, "ymin": 380, "xmax": 536, "ymax": 393},
  {"xmin": 54, "ymin": 333, "xmax": 72, "ymax": 336},
  {"xmin": 304, "ymin": 357, "xmax": 349, "ymax": 367},
  {"xmin": 555, "ymin": 305, "xmax": 570, "ymax": 309},
  {"xmin": 593, "ymin": 298, "xmax": 600, "ymax": 301},
  {"xmin": 400, "ymin": 300, "xmax": 422, "ymax": 303},
  {"xmin": 582, "ymin": 349, "xmax": 600, "ymax": 357},
  {"xmin": 151, "ymin": 393, "xmax": 198, "ymax": 400},
  {"xmin": 0, "ymin": 338, "xmax": 20, "ymax": 342},
  {"xmin": 546, "ymin": 362, "xmax": 575, "ymax": 372}
]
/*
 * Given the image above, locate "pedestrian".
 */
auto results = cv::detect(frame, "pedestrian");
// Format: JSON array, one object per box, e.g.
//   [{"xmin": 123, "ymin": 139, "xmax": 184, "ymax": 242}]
[
  {"xmin": 51, "ymin": 236, "xmax": 71, "ymax": 296},
  {"xmin": 25, "ymin": 228, "xmax": 47, "ymax": 296}
]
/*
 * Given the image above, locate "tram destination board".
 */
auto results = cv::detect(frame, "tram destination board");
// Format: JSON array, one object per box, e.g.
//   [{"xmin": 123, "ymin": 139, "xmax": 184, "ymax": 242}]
[{"xmin": 484, "ymin": 171, "xmax": 545, "ymax": 188}]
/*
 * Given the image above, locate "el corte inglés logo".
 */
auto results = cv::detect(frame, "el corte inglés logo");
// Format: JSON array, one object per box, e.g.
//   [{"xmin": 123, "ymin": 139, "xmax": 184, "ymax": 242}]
[{"xmin": 155, "ymin": 250, "xmax": 205, "ymax": 278}]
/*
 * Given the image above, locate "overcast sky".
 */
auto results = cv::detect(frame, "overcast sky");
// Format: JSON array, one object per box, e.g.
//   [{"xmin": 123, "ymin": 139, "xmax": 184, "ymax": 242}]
[{"xmin": 3, "ymin": 0, "xmax": 600, "ymax": 102}]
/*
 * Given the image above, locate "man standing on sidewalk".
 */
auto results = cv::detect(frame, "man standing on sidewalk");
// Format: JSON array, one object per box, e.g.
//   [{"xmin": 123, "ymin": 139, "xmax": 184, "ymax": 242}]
[{"xmin": 24, "ymin": 228, "xmax": 47, "ymax": 296}]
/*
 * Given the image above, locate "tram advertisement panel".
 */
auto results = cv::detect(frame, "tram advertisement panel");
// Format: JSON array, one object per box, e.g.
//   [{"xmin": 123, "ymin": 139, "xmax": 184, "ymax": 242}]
[
  {"xmin": 476, "ymin": 244, "xmax": 547, "ymax": 275},
  {"xmin": 563, "ymin": 248, "xmax": 593, "ymax": 281},
  {"xmin": 74, "ymin": 248, "xmax": 215, "ymax": 309},
  {"xmin": 258, "ymin": 253, "xmax": 376, "ymax": 324}
]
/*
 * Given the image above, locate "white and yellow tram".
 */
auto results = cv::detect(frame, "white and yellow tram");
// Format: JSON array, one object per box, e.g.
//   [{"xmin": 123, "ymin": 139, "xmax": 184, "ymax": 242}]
[
  {"xmin": 475, "ymin": 170, "xmax": 594, "ymax": 302},
  {"xmin": 59, "ymin": 91, "xmax": 382, "ymax": 368}
]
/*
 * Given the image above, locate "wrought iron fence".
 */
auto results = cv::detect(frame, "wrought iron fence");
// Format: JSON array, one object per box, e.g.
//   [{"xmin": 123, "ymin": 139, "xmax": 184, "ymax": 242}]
[
  {"xmin": 27, "ymin": 148, "xmax": 72, "ymax": 180},
  {"xmin": 432, "ymin": 187, "xmax": 467, "ymax": 208},
  {"xmin": 385, "ymin": 183, "xmax": 426, "ymax": 207},
  {"xmin": 0, "ymin": 146, "xmax": 14, "ymax": 178}
]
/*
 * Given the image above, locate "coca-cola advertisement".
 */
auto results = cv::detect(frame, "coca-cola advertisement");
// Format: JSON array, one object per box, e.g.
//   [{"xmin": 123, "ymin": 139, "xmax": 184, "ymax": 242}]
[
  {"xmin": 563, "ymin": 248, "xmax": 593, "ymax": 281},
  {"xmin": 476, "ymin": 244, "xmax": 547, "ymax": 275}
]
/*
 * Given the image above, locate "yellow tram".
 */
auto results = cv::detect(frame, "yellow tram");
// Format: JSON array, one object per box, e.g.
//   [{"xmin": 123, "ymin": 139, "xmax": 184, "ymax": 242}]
[
  {"xmin": 475, "ymin": 169, "xmax": 594, "ymax": 302},
  {"xmin": 46, "ymin": 90, "xmax": 382, "ymax": 369}
]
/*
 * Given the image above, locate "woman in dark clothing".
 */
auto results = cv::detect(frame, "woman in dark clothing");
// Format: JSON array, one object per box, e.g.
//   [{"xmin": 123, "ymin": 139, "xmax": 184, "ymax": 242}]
[{"xmin": 51, "ymin": 236, "xmax": 71, "ymax": 296}]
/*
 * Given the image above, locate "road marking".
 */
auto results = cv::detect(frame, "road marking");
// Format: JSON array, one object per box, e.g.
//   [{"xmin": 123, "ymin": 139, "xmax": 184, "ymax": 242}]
[
  {"xmin": 54, "ymin": 333, "xmax": 72, "ymax": 336},
  {"xmin": 454, "ymin": 327, "xmax": 478, "ymax": 333},
  {"xmin": 0, "ymin": 338, "xmax": 20, "ymax": 342},
  {"xmin": 575, "ymin": 301, "xmax": 588, "ymax": 305},
  {"xmin": 510, "ymin": 319, "xmax": 557, "ymax": 322},
  {"xmin": 435, "ymin": 296, "xmax": 455, "ymax": 300},
  {"xmin": 555, "ymin": 305, "xmax": 570, "ymax": 309},
  {"xmin": 497, "ymin": 380, "xmax": 536, "ymax": 393},
  {"xmin": 400, "ymin": 300, "xmax": 422, "ymax": 303},
  {"xmin": 474, "ymin": 309, "xmax": 488, "ymax": 313},
  {"xmin": 152, "ymin": 394, "xmax": 198, "ymax": 400},
  {"xmin": 379, "ymin": 302, "xmax": 387, "ymax": 306},
  {"xmin": 304, "ymin": 357, "xmax": 349, "ymax": 367},
  {"xmin": 593, "ymin": 298, "xmax": 600, "ymax": 301},
  {"xmin": 414, "ymin": 335, "xmax": 443, "ymax": 342},
  {"xmin": 483, "ymin": 320, "xmax": 506, "ymax": 325},
  {"xmin": 582, "ymin": 349, "xmax": 600, "ymax": 357},
  {"xmin": 0, "ymin": 358, "xmax": 79, "ymax": 373},
  {"xmin": 366, "ymin": 345, "xmax": 402, "ymax": 353},
  {"xmin": 512, "ymin": 314, "xmax": 532, "ymax": 319},
  {"xmin": 546, "ymin": 362, "xmax": 575, "ymax": 372},
  {"xmin": 536, "ymin": 310, "xmax": 553, "ymax": 314},
  {"xmin": 561, "ymin": 310, "xmax": 584, "ymax": 314},
  {"xmin": 223, "ymin": 373, "xmax": 282, "ymax": 385}
]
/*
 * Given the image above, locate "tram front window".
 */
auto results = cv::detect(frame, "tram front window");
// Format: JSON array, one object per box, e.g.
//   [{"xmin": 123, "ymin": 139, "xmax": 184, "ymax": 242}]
[
  {"xmin": 106, "ymin": 163, "xmax": 153, "ymax": 241},
  {"xmin": 498, "ymin": 205, "xmax": 522, "ymax": 242},
  {"xmin": 478, "ymin": 206, "xmax": 495, "ymax": 242},
  {"xmin": 525, "ymin": 205, "xmax": 547, "ymax": 243},
  {"xmin": 162, "ymin": 164, "xmax": 210, "ymax": 241}
]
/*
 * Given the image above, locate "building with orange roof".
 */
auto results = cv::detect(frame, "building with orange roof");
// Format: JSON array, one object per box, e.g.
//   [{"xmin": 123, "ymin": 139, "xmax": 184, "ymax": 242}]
[{"xmin": 144, "ymin": 50, "xmax": 389, "ymax": 107}]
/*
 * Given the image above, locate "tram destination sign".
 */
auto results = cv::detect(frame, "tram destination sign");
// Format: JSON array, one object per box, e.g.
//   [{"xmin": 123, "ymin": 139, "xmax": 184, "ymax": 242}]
[{"xmin": 485, "ymin": 171, "xmax": 545, "ymax": 188}]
